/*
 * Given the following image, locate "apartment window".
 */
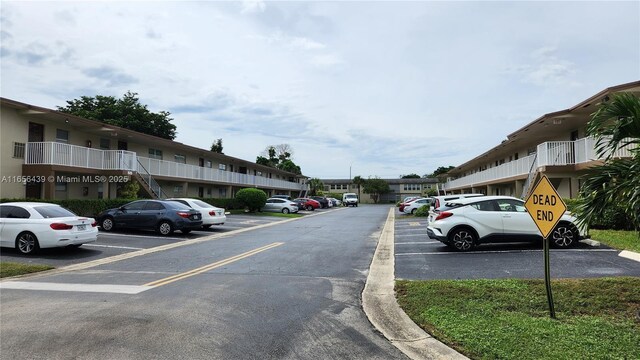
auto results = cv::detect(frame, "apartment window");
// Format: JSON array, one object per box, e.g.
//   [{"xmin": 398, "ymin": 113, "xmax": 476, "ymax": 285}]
[
  {"xmin": 174, "ymin": 185, "xmax": 183, "ymax": 193},
  {"xmin": 403, "ymin": 184, "xmax": 421, "ymax": 191},
  {"xmin": 13, "ymin": 142, "xmax": 25, "ymax": 158},
  {"xmin": 149, "ymin": 148, "xmax": 163, "ymax": 160},
  {"xmin": 205, "ymin": 160, "xmax": 212, "ymax": 168},
  {"xmin": 100, "ymin": 138, "xmax": 110, "ymax": 150},
  {"xmin": 174, "ymin": 154, "xmax": 186, "ymax": 164},
  {"xmin": 219, "ymin": 188, "xmax": 227, "ymax": 198},
  {"xmin": 514, "ymin": 152, "xmax": 519, "ymax": 160},
  {"xmin": 219, "ymin": 164, "xmax": 226, "ymax": 171},
  {"xmin": 55, "ymin": 182, "xmax": 67, "ymax": 192},
  {"xmin": 527, "ymin": 147, "xmax": 536, "ymax": 155},
  {"xmin": 56, "ymin": 129, "xmax": 69, "ymax": 143},
  {"xmin": 499, "ymin": 159, "xmax": 505, "ymax": 165}
]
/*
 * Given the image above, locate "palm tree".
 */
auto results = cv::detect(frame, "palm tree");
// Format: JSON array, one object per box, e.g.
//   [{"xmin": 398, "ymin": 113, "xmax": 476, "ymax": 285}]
[
  {"xmin": 308, "ymin": 178, "xmax": 324, "ymax": 196},
  {"xmin": 352, "ymin": 175, "xmax": 366, "ymax": 200},
  {"xmin": 574, "ymin": 93, "xmax": 640, "ymax": 231}
]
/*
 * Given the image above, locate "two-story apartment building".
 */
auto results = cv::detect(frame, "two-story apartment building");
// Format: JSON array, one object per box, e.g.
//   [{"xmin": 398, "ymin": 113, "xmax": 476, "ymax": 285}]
[
  {"xmin": 0, "ymin": 98, "xmax": 308, "ymax": 200},
  {"xmin": 321, "ymin": 177, "xmax": 440, "ymax": 203},
  {"xmin": 441, "ymin": 81, "xmax": 640, "ymax": 199}
]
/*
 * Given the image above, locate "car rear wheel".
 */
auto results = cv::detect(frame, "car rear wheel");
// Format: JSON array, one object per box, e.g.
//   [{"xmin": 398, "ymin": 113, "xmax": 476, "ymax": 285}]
[
  {"xmin": 100, "ymin": 217, "xmax": 115, "ymax": 231},
  {"xmin": 16, "ymin": 232, "xmax": 39, "ymax": 255},
  {"xmin": 306, "ymin": 205, "xmax": 313, "ymax": 211},
  {"xmin": 449, "ymin": 228, "xmax": 476, "ymax": 252},
  {"xmin": 411, "ymin": 208, "xmax": 417, "ymax": 214},
  {"xmin": 550, "ymin": 223, "xmax": 577, "ymax": 248},
  {"xmin": 157, "ymin": 221, "xmax": 174, "ymax": 236},
  {"xmin": 282, "ymin": 208, "xmax": 290, "ymax": 214}
]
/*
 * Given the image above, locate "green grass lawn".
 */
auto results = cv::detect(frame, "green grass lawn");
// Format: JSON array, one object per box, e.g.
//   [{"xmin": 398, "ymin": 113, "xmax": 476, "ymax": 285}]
[
  {"xmin": 396, "ymin": 277, "xmax": 640, "ymax": 360},
  {"xmin": 1, "ymin": 262, "xmax": 54, "ymax": 278},
  {"xmin": 590, "ymin": 229, "xmax": 640, "ymax": 253}
]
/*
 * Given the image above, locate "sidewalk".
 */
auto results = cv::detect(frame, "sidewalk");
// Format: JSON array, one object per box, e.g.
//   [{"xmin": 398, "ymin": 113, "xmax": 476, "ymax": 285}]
[{"xmin": 362, "ymin": 208, "xmax": 468, "ymax": 360}]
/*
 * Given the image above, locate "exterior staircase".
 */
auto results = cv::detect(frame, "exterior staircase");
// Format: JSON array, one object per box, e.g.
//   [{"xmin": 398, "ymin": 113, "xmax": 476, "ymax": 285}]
[
  {"xmin": 134, "ymin": 160, "xmax": 167, "ymax": 199},
  {"xmin": 520, "ymin": 153, "xmax": 540, "ymax": 200}
]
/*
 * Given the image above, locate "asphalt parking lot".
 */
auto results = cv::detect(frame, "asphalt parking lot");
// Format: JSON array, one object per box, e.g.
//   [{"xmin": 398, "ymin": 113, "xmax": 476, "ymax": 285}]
[
  {"xmin": 0, "ymin": 209, "xmax": 334, "ymax": 267},
  {"xmin": 394, "ymin": 213, "xmax": 640, "ymax": 280}
]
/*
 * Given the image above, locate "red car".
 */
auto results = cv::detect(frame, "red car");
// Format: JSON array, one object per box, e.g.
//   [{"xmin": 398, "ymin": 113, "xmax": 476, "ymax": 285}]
[
  {"xmin": 399, "ymin": 197, "xmax": 420, "ymax": 212},
  {"xmin": 294, "ymin": 198, "xmax": 321, "ymax": 211}
]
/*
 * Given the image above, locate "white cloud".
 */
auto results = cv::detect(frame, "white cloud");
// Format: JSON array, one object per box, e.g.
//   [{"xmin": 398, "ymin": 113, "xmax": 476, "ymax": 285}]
[{"xmin": 1, "ymin": 1, "xmax": 638, "ymax": 179}]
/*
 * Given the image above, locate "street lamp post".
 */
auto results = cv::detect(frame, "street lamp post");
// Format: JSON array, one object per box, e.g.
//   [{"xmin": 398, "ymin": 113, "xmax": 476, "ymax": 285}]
[{"xmin": 349, "ymin": 163, "xmax": 352, "ymax": 192}]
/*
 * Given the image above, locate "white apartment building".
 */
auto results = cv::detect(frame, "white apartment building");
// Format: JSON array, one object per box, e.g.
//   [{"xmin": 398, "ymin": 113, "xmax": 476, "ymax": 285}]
[
  {"xmin": 441, "ymin": 81, "xmax": 640, "ymax": 198},
  {"xmin": 0, "ymin": 98, "xmax": 308, "ymax": 200}
]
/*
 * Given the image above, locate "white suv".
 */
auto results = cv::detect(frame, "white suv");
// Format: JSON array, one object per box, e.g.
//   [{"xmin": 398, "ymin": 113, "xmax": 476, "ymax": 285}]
[{"xmin": 427, "ymin": 195, "xmax": 587, "ymax": 251}]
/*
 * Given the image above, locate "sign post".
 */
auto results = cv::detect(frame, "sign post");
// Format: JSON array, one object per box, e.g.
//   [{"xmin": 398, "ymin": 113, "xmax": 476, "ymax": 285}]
[{"xmin": 524, "ymin": 175, "xmax": 567, "ymax": 319}]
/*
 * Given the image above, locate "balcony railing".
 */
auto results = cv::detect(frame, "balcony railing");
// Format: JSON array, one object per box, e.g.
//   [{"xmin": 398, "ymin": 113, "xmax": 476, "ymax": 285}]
[
  {"xmin": 25, "ymin": 142, "xmax": 137, "ymax": 170},
  {"xmin": 443, "ymin": 136, "xmax": 636, "ymax": 191},
  {"xmin": 24, "ymin": 142, "xmax": 306, "ymax": 191}
]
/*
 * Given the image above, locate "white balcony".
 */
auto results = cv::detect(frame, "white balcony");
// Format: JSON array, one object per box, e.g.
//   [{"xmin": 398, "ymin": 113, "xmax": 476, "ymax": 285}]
[
  {"xmin": 24, "ymin": 142, "xmax": 306, "ymax": 191},
  {"xmin": 443, "ymin": 136, "xmax": 636, "ymax": 191}
]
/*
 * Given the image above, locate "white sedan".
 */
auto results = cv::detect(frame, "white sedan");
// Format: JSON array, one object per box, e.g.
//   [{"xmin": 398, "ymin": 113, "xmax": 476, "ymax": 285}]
[
  {"xmin": 166, "ymin": 198, "xmax": 226, "ymax": 229},
  {"xmin": 0, "ymin": 202, "xmax": 98, "ymax": 255},
  {"xmin": 402, "ymin": 198, "xmax": 432, "ymax": 214}
]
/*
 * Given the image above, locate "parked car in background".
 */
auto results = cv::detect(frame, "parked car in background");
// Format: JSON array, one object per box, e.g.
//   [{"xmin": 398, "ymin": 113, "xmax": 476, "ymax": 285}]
[
  {"xmin": 342, "ymin": 193, "xmax": 358, "ymax": 207},
  {"xmin": 399, "ymin": 197, "xmax": 420, "ymax": 212},
  {"xmin": 98, "ymin": 200, "xmax": 202, "ymax": 235},
  {"xmin": 262, "ymin": 198, "xmax": 299, "ymax": 214},
  {"xmin": 0, "ymin": 202, "xmax": 98, "ymax": 255},
  {"xmin": 293, "ymin": 198, "xmax": 321, "ymax": 211},
  {"xmin": 328, "ymin": 198, "xmax": 341, "ymax": 207},
  {"xmin": 272, "ymin": 195, "xmax": 292, "ymax": 200},
  {"xmin": 310, "ymin": 196, "xmax": 329, "ymax": 208},
  {"xmin": 402, "ymin": 198, "xmax": 432, "ymax": 214},
  {"xmin": 166, "ymin": 198, "xmax": 226, "ymax": 229},
  {"xmin": 427, "ymin": 195, "xmax": 587, "ymax": 251}
]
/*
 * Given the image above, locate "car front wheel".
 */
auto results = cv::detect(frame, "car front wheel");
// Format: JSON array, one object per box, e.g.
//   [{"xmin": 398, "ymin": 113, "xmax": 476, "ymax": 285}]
[
  {"xmin": 550, "ymin": 223, "xmax": 577, "ymax": 248},
  {"xmin": 100, "ymin": 217, "xmax": 115, "ymax": 231},
  {"xmin": 449, "ymin": 228, "xmax": 476, "ymax": 251},
  {"xmin": 157, "ymin": 221, "xmax": 174, "ymax": 235},
  {"xmin": 16, "ymin": 232, "xmax": 39, "ymax": 255}
]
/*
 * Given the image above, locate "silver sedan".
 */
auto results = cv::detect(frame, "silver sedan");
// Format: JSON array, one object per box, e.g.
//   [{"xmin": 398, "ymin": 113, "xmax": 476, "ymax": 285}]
[{"xmin": 261, "ymin": 198, "xmax": 299, "ymax": 214}]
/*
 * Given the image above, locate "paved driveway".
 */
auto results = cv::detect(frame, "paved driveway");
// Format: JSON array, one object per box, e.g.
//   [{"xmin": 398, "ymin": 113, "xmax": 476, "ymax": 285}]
[{"xmin": 394, "ymin": 214, "xmax": 640, "ymax": 280}]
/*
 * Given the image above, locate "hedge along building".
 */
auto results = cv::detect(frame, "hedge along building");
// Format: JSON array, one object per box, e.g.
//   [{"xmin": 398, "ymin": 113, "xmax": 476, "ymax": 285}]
[
  {"xmin": 440, "ymin": 81, "xmax": 640, "ymax": 199},
  {"xmin": 321, "ymin": 177, "xmax": 441, "ymax": 204},
  {"xmin": 0, "ymin": 98, "xmax": 309, "ymax": 200}
]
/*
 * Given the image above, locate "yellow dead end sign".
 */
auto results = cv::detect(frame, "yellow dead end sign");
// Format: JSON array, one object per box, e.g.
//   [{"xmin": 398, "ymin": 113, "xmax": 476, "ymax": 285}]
[{"xmin": 525, "ymin": 175, "xmax": 567, "ymax": 238}]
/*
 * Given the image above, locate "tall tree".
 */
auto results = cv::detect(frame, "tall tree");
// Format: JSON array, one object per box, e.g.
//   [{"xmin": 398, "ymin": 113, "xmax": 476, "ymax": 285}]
[
  {"xmin": 401, "ymin": 173, "xmax": 421, "ymax": 179},
  {"xmin": 362, "ymin": 177, "xmax": 391, "ymax": 204},
  {"xmin": 426, "ymin": 166, "xmax": 455, "ymax": 178},
  {"xmin": 256, "ymin": 144, "xmax": 302, "ymax": 174},
  {"xmin": 352, "ymin": 175, "xmax": 366, "ymax": 200},
  {"xmin": 308, "ymin": 178, "xmax": 324, "ymax": 196},
  {"xmin": 210, "ymin": 138, "xmax": 223, "ymax": 154},
  {"xmin": 574, "ymin": 93, "xmax": 640, "ymax": 231},
  {"xmin": 58, "ymin": 91, "xmax": 177, "ymax": 140}
]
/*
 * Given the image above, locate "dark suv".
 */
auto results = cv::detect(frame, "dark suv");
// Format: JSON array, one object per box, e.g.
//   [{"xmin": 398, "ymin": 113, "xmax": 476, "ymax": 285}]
[
  {"xmin": 97, "ymin": 200, "xmax": 202, "ymax": 235},
  {"xmin": 310, "ymin": 196, "xmax": 329, "ymax": 208}
]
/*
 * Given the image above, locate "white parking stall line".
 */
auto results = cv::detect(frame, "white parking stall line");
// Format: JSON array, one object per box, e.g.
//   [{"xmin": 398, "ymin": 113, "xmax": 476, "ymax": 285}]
[
  {"xmin": 98, "ymin": 233, "xmax": 187, "ymax": 241},
  {"xmin": 394, "ymin": 233, "xmax": 430, "ymax": 237},
  {"xmin": 84, "ymin": 244, "xmax": 144, "ymax": 250},
  {"xmin": 395, "ymin": 249, "xmax": 620, "ymax": 256},
  {"xmin": 0, "ymin": 281, "xmax": 151, "ymax": 294}
]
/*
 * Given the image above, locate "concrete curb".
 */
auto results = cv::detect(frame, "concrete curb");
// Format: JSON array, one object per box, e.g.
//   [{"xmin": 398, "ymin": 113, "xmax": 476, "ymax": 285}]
[
  {"xmin": 619, "ymin": 250, "xmax": 640, "ymax": 262},
  {"xmin": 362, "ymin": 208, "xmax": 468, "ymax": 360}
]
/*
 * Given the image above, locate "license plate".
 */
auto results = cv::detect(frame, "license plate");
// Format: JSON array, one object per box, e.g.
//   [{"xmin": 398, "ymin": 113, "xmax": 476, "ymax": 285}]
[{"xmin": 77, "ymin": 225, "xmax": 86, "ymax": 231}]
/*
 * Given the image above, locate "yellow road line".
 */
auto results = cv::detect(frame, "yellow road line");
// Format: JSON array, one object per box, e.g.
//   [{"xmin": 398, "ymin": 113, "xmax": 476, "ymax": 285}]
[{"xmin": 144, "ymin": 242, "xmax": 284, "ymax": 288}]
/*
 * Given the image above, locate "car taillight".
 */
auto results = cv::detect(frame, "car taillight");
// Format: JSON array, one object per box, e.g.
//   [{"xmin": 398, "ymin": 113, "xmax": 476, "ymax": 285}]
[
  {"xmin": 209, "ymin": 210, "xmax": 216, "ymax": 216},
  {"xmin": 91, "ymin": 221, "xmax": 98, "ymax": 227},
  {"xmin": 435, "ymin": 212, "xmax": 453, "ymax": 221},
  {"xmin": 50, "ymin": 223, "xmax": 73, "ymax": 230},
  {"xmin": 177, "ymin": 212, "xmax": 191, "ymax": 218}
]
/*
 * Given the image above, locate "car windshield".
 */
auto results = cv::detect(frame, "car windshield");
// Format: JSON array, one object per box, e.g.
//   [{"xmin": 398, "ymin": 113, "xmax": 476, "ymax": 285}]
[
  {"xmin": 345, "ymin": 195, "xmax": 356, "ymax": 199},
  {"xmin": 34, "ymin": 205, "xmax": 76, "ymax": 218}
]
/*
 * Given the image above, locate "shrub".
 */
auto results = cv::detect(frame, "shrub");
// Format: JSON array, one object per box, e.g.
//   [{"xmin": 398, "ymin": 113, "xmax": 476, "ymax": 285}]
[
  {"xmin": 414, "ymin": 205, "xmax": 430, "ymax": 217},
  {"xmin": 564, "ymin": 198, "xmax": 635, "ymax": 230},
  {"xmin": 196, "ymin": 198, "xmax": 243, "ymax": 210},
  {"xmin": 235, "ymin": 188, "xmax": 268, "ymax": 212}
]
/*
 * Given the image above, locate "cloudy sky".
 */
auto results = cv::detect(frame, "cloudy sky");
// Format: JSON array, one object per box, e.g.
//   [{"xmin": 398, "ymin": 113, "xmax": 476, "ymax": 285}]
[{"xmin": 1, "ymin": 1, "xmax": 639, "ymax": 179}]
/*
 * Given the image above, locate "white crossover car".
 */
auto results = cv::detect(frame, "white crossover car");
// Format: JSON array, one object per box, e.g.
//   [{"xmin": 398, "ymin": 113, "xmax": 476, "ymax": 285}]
[
  {"xmin": 402, "ymin": 198, "xmax": 432, "ymax": 214},
  {"xmin": 427, "ymin": 195, "xmax": 587, "ymax": 251},
  {"xmin": 0, "ymin": 202, "xmax": 98, "ymax": 255},
  {"xmin": 166, "ymin": 198, "xmax": 226, "ymax": 229}
]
